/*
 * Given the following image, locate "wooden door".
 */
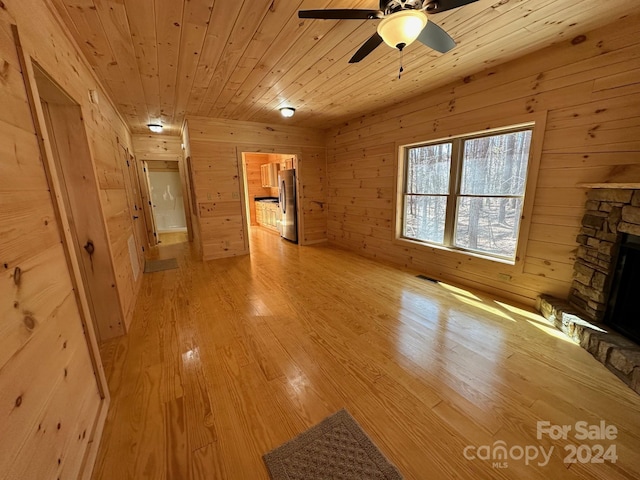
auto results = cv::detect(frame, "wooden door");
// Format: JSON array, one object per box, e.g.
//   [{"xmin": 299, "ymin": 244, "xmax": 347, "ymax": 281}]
[
  {"xmin": 1, "ymin": 23, "xmax": 108, "ymax": 480},
  {"xmin": 118, "ymin": 143, "xmax": 146, "ymax": 273},
  {"xmin": 127, "ymin": 152, "xmax": 151, "ymax": 252},
  {"xmin": 140, "ymin": 160, "xmax": 159, "ymax": 246},
  {"xmin": 40, "ymin": 100, "xmax": 124, "ymax": 342}
]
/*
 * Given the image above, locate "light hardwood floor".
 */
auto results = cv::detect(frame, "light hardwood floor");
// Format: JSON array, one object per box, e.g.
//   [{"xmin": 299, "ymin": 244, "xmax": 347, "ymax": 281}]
[
  {"xmin": 94, "ymin": 228, "xmax": 640, "ymax": 479},
  {"xmin": 158, "ymin": 231, "xmax": 189, "ymax": 246}
]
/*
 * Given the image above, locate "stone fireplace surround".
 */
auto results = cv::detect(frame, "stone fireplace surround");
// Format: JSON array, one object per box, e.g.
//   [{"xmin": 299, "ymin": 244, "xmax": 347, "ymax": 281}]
[
  {"xmin": 537, "ymin": 188, "xmax": 640, "ymax": 395},
  {"xmin": 570, "ymin": 189, "xmax": 640, "ymax": 319}
]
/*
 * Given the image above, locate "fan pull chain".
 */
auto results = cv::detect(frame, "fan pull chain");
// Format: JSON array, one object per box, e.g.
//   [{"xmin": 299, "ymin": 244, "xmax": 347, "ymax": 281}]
[{"xmin": 398, "ymin": 49, "xmax": 404, "ymax": 79}]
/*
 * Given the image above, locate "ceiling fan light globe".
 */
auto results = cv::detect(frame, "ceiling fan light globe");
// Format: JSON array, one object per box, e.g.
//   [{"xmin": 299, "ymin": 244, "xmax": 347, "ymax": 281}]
[{"xmin": 377, "ymin": 10, "xmax": 427, "ymax": 50}]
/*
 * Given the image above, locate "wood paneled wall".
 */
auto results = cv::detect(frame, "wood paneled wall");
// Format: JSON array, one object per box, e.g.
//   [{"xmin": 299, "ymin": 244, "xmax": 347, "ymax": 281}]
[
  {"xmin": 297, "ymin": 147, "xmax": 328, "ymax": 245},
  {"xmin": 0, "ymin": 0, "xmax": 142, "ymax": 477},
  {"xmin": 5, "ymin": 2, "xmax": 145, "ymax": 333},
  {"xmin": 185, "ymin": 116, "xmax": 327, "ymax": 259},
  {"xmin": 191, "ymin": 139, "xmax": 250, "ymax": 260},
  {"xmin": 96, "ymin": 135, "xmax": 143, "ymax": 331},
  {"xmin": 325, "ymin": 14, "xmax": 640, "ymax": 307},
  {"xmin": 2, "ymin": 3, "xmax": 144, "ymax": 336},
  {"xmin": 133, "ymin": 134, "xmax": 183, "ymax": 161}
]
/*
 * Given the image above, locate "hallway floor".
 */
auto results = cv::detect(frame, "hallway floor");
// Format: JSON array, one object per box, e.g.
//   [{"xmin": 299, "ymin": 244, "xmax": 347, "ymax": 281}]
[{"xmin": 157, "ymin": 231, "xmax": 189, "ymax": 246}]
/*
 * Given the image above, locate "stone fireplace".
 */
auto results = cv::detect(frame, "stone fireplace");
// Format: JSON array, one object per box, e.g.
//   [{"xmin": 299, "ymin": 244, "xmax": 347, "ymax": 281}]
[
  {"xmin": 537, "ymin": 188, "xmax": 640, "ymax": 395},
  {"xmin": 569, "ymin": 188, "xmax": 640, "ymax": 321}
]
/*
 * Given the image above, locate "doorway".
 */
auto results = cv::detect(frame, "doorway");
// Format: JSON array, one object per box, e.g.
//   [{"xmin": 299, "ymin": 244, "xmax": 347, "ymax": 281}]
[
  {"xmin": 34, "ymin": 64, "xmax": 125, "ymax": 342},
  {"xmin": 118, "ymin": 145, "xmax": 150, "ymax": 259},
  {"xmin": 240, "ymin": 151, "xmax": 298, "ymax": 246},
  {"xmin": 145, "ymin": 160, "xmax": 189, "ymax": 246}
]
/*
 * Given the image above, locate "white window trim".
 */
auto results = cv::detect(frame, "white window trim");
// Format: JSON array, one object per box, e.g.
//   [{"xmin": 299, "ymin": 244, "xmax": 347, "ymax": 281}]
[{"xmin": 393, "ymin": 111, "xmax": 547, "ymax": 270}]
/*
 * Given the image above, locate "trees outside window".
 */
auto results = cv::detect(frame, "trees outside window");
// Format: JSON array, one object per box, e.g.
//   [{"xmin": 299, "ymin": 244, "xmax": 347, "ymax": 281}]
[
  {"xmin": 403, "ymin": 142, "xmax": 451, "ymax": 244},
  {"xmin": 401, "ymin": 127, "xmax": 533, "ymax": 261}
]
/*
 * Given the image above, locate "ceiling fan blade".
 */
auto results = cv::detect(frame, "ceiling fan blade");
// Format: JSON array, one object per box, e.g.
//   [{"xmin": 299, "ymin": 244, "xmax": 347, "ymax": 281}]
[
  {"xmin": 417, "ymin": 21, "xmax": 456, "ymax": 53},
  {"xmin": 298, "ymin": 9, "xmax": 382, "ymax": 20},
  {"xmin": 349, "ymin": 32, "xmax": 384, "ymax": 63},
  {"xmin": 424, "ymin": 0, "xmax": 479, "ymax": 14}
]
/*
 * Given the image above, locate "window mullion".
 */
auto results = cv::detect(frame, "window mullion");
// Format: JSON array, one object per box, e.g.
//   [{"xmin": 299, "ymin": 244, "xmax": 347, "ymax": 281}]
[{"xmin": 444, "ymin": 139, "xmax": 462, "ymax": 247}]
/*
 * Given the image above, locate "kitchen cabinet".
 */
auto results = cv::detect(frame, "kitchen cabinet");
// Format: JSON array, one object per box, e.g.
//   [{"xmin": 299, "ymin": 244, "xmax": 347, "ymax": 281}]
[
  {"xmin": 281, "ymin": 157, "xmax": 295, "ymax": 170},
  {"xmin": 260, "ymin": 163, "xmax": 280, "ymax": 188},
  {"xmin": 255, "ymin": 201, "xmax": 264, "ymax": 225},
  {"xmin": 255, "ymin": 200, "xmax": 279, "ymax": 233}
]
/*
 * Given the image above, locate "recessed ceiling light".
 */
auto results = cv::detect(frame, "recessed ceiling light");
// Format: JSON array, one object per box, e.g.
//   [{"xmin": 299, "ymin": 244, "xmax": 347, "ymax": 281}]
[
  {"xmin": 147, "ymin": 123, "xmax": 163, "ymax": 133},
  {"xmin": 279, "ymin": 107, "xmax": 296, "ymax": 118}
]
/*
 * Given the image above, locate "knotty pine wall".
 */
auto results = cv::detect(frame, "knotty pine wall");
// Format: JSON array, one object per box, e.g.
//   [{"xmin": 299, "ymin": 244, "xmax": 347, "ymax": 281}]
[
  {"xmin": 185, "ymin": 116, "xmax": 327, "ymax": 259},
  {"xmin": 1, "ymin": 2, "xmax": 144, "ymax": 335},
  {"xmin": 298, "ymin": 147, "xmax": 329, "ymax": 244},
  {"xmin": 325, "ymin": 13, "xmax": 640, "ymax": 307},
  {"xmin": 133, "ymin": 134, "xmax": 183, "ymax": 162},
  {"xmin": 0, "ymin": 0, "xmax": 146, "ymax": 477}
]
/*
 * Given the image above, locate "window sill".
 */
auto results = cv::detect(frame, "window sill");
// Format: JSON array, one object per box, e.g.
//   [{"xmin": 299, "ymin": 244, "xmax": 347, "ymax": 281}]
[{"xmin": 395, "ymin": 236, "xmax": 518, "ymax": 266}]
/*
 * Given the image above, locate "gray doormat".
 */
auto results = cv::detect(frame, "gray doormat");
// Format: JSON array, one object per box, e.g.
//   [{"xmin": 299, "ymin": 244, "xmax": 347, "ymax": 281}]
[
  {"xmin": 263, "ymin": 409, "xmax": 403, "ymax": 480},
  {"xmin": 143, "ymin": 258, "xmax": 178, "ymax": 273}
]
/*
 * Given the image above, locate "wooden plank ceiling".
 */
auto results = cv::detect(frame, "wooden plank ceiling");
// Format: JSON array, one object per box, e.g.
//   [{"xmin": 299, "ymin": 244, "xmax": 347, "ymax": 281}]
[{"xmin": 48, "ymin": 0, "xmax": 640, "ymax": 134}]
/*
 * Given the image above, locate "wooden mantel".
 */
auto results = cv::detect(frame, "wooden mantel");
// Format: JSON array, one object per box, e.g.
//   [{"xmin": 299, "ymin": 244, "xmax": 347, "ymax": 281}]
[
  {"xmin": 578, "ymin": 183, "xmax": 640, "ymax": 189},
  {"xmin": 577, "ymin": 164, "xmax": 640, "ymax": 189}
]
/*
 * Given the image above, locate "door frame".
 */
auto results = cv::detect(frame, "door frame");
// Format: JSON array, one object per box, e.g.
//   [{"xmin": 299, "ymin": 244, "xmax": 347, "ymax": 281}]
[
  {"xmin": 140, "ymin": 159, "xmax": 159, "ymax": 246},
  {"xmin": 145, "ymin": 159, "xmax": 191, "ymax": 243},
  {"xmin": 238, "ymin": 147, "xmax": 303, "ymax": 247},
  {"xmin": 117, "ymin": 141, "xmax": 149, "ymax": 263}
]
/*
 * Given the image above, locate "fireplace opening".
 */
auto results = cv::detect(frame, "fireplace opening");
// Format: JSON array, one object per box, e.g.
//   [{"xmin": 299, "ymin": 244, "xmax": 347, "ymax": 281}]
[{"xmin": 606, "ymin": 234, "xmax": 640, "ymax": 344}]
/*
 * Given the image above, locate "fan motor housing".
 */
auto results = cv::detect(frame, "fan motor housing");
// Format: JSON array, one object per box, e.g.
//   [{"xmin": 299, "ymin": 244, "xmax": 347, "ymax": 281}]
[{"xmin": 382, "ymin": 0, "xmax": 427, "ymax": 15}]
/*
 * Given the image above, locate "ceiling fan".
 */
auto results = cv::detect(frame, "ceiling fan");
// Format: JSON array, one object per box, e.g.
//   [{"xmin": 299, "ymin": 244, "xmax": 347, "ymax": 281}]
[{"xmin": 298, "ymin": 0, "xmax": 478, "ymax": 63}]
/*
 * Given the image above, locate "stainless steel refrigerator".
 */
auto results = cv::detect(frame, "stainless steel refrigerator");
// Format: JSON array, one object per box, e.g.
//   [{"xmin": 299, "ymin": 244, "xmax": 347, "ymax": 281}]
[{"xmin": 278, "ymin": 169, "xmax": 297, "ymax": 243}]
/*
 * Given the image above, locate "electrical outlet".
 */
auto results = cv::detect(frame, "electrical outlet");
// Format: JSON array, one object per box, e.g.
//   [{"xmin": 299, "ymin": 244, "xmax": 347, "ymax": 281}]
[
  {"xmin": 232, "ymin": 192, "xmax": 239, "ymax": 199},
  {"xmin": 207, "ymin": 193, "xmax": 212, "ymax": 200},
  {"xmin": 498, "ymin": 273, "xmax": 512, "ymax": 281}
]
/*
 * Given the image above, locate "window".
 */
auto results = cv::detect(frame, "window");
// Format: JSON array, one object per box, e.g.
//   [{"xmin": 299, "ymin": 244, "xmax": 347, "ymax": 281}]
[{"xmin": 401, "ymin": 126, "xmax": 533, "ymax": 262}]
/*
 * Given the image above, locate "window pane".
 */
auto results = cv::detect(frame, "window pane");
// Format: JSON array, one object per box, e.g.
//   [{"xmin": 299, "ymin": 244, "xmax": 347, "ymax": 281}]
[
  {"xmin": 460, "ymin": 130, "xmax": 532, "ymax": 195},
  {"xmin": 403, "ymin": 195, "xmax": 446, "ymax": 244},
  {"xmin": 454, "ymin": 197, "xmax": 524, "ymax": 258},
  {"xmin": 406, "ymin": 143, "xmax": 452, "ymax": 194}
]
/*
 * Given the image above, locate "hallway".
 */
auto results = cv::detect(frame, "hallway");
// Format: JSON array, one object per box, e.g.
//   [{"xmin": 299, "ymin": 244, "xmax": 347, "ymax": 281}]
[{"xmin": 93, "ymin": 229, "xmax": 640, "ymax": 479}]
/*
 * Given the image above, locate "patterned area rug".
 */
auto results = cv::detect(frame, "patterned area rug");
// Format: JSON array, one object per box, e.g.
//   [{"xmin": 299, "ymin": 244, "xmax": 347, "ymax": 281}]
[
  {"xmin": 263, "ymin": 409, "xmax": 403, "ymax": 480},
  {"xmin": 143, "ymin": 258, "xmax": 178, "ymax": 273}
]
